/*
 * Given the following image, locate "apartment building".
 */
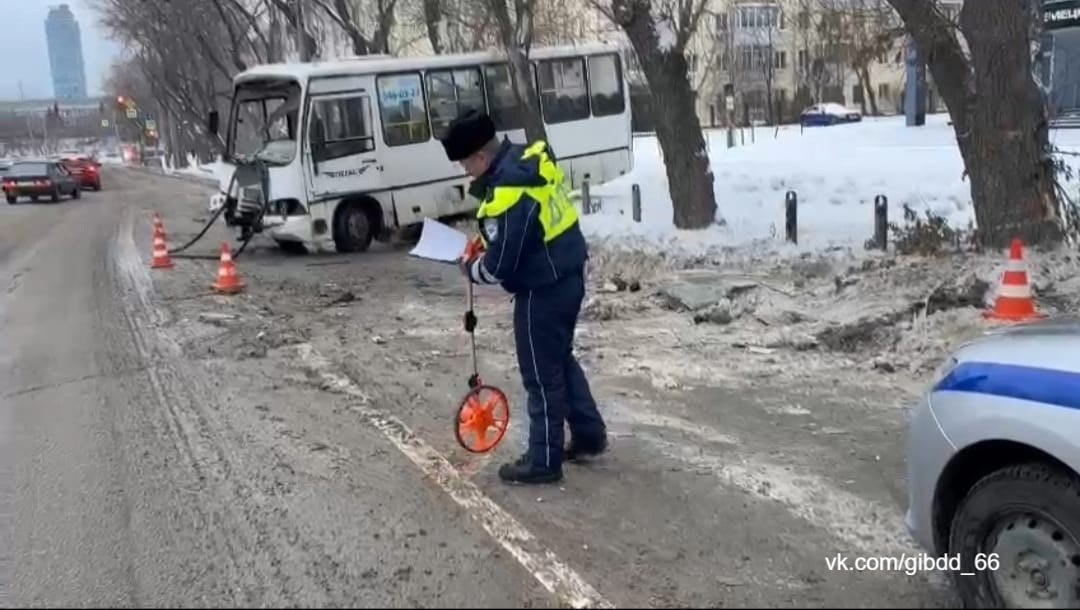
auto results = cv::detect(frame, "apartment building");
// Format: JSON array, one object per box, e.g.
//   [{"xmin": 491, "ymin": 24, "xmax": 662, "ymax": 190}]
[{"xmin": 684, "ymin": 0, "xmax": 959, "ymax": 126}]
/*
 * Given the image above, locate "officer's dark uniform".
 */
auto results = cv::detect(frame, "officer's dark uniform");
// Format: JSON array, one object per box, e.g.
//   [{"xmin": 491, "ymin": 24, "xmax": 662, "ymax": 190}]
[{"xmin": 441, "ymin": 112, "xmax": 607, "ymax": 484}]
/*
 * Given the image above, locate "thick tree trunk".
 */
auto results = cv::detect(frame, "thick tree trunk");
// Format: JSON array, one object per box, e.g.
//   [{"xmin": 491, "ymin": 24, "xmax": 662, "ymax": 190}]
[
  {"xmin": 960, "ymin": 1, "xmax": 1060, "ymax": 247},
  {"xmin": 887, "ymin": 0, "xmax": 1060, "ymax": 248},
  {"xmin": 612, "ymin": 1, "xmax": 717, "ymax": 229}
]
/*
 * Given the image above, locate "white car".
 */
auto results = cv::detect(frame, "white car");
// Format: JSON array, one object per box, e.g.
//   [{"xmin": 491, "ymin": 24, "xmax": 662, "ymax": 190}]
[
  {"xmin": 905, "ymin": 316, "xmax": 1080, "ymax": 608},
  {"xmin": 800, "ymin": 102, "xmax": 863, "ymax": 126}
]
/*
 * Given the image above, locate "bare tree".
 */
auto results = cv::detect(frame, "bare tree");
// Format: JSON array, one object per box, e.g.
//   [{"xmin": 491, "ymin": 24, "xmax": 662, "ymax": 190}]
[
  {"xmin": 729, "ymin": 5, "xmax": 783, "ymax": 125},
  {"xmin": 811, "ymin": 0, "xmax": 903, "ymax": 115},
  {"xmin": 486, "ymin": 0, "xmax": 548, "ymax": 142},
  {"xmin": 886, "ymin": 0, "xmax": 1061, "ymax": 247},
  {"xmin": 595, "ymin": 0, "xmax": 717, "ymax": 229},
  {"xmin": 791, "ymin": 0, "xmax": 847, "ymax": 106}
]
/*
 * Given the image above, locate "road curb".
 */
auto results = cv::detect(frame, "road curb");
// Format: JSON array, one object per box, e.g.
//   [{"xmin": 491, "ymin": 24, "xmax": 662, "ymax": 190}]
[{"xmin": 121, "ymin": 164, "xmax": 218, "ymax": 188}]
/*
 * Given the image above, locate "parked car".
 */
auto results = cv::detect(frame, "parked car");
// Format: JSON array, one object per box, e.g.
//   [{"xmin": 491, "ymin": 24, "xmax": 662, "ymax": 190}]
[
  {"xmin": 60, "ymin": 155, "xmax": 103, "ymax": 191},
  {"xmin": 799, "ymin": 103, "xmax": 862, "ymax": 126},
  {"xmin": 905, "ymin": 315, "xmax": 1080, "ymax": 608},
  {"xmin": 3, "ymin": 160, "xmax": 81, "ymax": 204}
]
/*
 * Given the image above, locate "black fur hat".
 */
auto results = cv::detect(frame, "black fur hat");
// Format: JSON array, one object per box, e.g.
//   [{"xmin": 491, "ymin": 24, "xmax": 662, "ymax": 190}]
[{"xmin": 440, "ymin": 110, "xmax": 497, "ymax": 161}]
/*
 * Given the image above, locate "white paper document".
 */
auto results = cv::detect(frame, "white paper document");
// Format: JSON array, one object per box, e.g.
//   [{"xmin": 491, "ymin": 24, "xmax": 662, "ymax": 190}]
[{"xmin": 409, "ymin": 218, "xmax": 469, "ymax": 263}]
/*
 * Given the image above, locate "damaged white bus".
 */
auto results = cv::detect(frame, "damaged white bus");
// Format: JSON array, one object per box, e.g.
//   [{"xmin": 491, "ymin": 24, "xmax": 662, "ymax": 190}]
[{"xmin": 206, "ymin": 42, "xmax": 633, "ymax": 253}]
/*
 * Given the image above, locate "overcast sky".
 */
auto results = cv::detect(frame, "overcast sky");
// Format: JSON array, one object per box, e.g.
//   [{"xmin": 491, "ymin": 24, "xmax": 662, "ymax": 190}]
[{"xmin": 0, "ymin": 0, "xmax": 120, "ymax": 100}]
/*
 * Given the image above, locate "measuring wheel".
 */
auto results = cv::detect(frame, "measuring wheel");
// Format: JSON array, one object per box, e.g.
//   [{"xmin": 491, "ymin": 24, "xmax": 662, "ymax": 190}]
[{"xmin": 455, "ymin": 384, "xmax": 510, "ymax": 453}]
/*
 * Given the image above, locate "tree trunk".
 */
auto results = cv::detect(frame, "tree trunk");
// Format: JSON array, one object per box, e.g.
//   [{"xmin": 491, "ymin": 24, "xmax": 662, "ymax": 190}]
[
  {"xmin": 612, "ymin": 0, "xmax": 717, "ymax": 229},
  {"xmin": 487, "ymin": 0, "xmax": 547, "ymax": 143},
  {"xmin": 422, "ymin": 0, "xmax": 445, "ymax": 54},
  {"xmin": 887, "ymin": 0, "xmax": 1060, "ymax": 247},
  {"xmin": 960, "ymin": 1, "xmax": 1060, "ymax": 246},
  {"xmin": 858, "ymin": 64, "xmax": 878, "ymax": 115}
]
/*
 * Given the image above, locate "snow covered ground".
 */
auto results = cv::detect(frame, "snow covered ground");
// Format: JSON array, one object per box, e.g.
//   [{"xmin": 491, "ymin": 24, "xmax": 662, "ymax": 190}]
[
  {"xmin": 165, "ymin": 112, "xmax": 1080, "ymax": 259},
  {"xmin": 586, "ymin": 113, "xmax": 1080, "ymax": 256}
]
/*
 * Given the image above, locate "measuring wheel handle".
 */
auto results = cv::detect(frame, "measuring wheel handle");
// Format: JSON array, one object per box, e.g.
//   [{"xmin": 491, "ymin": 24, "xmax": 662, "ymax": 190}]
[{"xmin": 454, "ymin": 384, "xmax": 511, "ymax": 454}]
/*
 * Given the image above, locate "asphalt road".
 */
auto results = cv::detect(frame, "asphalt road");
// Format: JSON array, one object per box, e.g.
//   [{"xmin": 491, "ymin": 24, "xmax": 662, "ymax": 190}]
[{"xmin": 0, "ymin": 167, "xmax": 959, "ymax": 608}]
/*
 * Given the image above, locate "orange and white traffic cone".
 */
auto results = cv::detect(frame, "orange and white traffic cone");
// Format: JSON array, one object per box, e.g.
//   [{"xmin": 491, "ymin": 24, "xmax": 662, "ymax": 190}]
[
  {"xmin": 150, "ymin": 214, "xmax": 174, "ymax": 269},
  {"xmin": 984, "ymin": 237, "xmax": 1044, "ymax": 322},
  {"xmin": 211, "ymin": 242, "xmax": 244, "ymax": 294}
]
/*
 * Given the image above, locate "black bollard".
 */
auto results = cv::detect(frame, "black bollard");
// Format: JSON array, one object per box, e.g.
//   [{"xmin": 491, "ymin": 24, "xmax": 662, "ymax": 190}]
[
  {"xmin": 874, "ymin": 195, "xmax": 888, "ymax": 250},
  {"xmin": 785, "ymin": 190, "xmax": 797, "ymax": 244},
  {"xmin": 631, "ymin": 184, "xmax": 642, "ymax": 222}
]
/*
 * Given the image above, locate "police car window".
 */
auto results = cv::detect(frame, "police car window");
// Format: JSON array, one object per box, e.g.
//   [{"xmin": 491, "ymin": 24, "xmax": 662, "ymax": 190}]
[
  {"xmin": 482, "ymin": 64, "xmax": 523, "ymax": 131},
  {"xmin": 588, "ymin": 54, "xmax": 625, "ymax": 117},
  {"xmin": 309, "ymin": 95, "xmax": 375, "ymax": 159},
  {"xmin": 377, "ymin": 72, "xmax": 431, "ymax": 146},
  {"xmin": 426, "ymin": 67, "xmax": 486, "ymax": 139},
  {"xmin": 537, "ymin": 57, "xmax": 589, "ymax": 124}
]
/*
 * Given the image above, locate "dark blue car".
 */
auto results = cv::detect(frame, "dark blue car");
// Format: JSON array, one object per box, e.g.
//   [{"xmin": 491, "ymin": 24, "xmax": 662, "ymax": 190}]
[{"xmin": 800, "ymin": 103, "xmax": 862, "ymax": 127}]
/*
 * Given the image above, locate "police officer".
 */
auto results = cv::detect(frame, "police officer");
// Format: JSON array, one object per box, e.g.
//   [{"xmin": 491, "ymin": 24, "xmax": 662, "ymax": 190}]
[{"xmin": 441, "ymin": 110, "xmax": 607, "ymax": 485}]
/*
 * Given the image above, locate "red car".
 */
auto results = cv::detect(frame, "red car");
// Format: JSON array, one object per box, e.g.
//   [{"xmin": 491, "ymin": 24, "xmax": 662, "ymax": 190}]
[{"xmin": 60, "ymin": 155, "xmax": 102, "ymax": 191}]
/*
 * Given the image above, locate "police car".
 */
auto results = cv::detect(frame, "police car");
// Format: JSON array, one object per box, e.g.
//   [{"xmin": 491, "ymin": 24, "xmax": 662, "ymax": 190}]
[{"xmin": 905, "ymin": 315, "xmax": 1080, "ymax": 607}]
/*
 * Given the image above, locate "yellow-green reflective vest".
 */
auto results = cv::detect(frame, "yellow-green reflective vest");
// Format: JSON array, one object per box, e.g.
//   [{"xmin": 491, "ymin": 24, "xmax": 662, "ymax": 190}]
[{"xmin": 476, "ymin": 140, "xmax": 579, "ymax": 247}]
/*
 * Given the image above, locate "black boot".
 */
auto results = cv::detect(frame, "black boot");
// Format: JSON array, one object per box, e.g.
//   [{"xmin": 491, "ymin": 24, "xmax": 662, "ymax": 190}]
[
  {"xmin": 564, "ymin": 434, "xmax": 608, "ymax": 463},
  {"xmin": 498, "ymin": 454, "xmax": 563, "ymax": 484}
]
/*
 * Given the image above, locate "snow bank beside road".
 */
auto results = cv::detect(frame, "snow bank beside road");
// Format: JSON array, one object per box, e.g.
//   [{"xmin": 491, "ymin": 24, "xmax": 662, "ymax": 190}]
[{"xmin": 583, "ymin": 114, "xmax": 1080, "ymax": 258}]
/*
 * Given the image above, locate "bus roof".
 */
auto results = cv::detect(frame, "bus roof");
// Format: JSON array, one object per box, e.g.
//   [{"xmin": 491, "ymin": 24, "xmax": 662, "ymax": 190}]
[{"xmin": 234, "ymin": 41, "xmax": 627, "ymax": 85}]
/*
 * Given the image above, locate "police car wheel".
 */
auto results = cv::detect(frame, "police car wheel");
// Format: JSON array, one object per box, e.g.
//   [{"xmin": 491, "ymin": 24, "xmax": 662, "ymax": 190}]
[
  {"xmin": 948, "ymin": 462, "xmax": 1080, "ymax": 609},
  {"xmin": 333, "ymin": 200, "xmax": 375, "ymax": 253}
]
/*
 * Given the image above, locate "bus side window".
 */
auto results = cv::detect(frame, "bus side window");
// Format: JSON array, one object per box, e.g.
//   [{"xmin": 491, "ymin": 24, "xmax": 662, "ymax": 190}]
[
  {"xmin": 588, "ymin": 53, "xmax": 626, "ymax": 117},
  {"xmin": 310, "ymin": 95, "xmax": 375, "ymax": 160},
  {"xmin": 377, "ymin": 72, "xmax": 430, "ymax": 146},
  {"xmin": 483, "ymin": 64, "xmax": 524, "ymax": 131},
  {"xmin": 426, "ymin": 67, "xmax": 485, "ymax": 139},
  {"xmin": 537, "ymin": 57, "xmax": 590, "ymax": 124}
]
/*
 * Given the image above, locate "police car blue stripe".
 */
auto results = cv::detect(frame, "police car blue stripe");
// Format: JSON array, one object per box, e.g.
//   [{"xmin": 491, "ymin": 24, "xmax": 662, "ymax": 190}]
[{"xmin": 933, "ymin": 361, "xmax": 1080, "ymax": 410}]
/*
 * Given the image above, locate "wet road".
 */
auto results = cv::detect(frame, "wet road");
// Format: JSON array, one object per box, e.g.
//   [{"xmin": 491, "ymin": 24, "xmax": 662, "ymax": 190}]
[{"xmin": 0, "ymin": 167, "xmax": 959, "ymax": 608}]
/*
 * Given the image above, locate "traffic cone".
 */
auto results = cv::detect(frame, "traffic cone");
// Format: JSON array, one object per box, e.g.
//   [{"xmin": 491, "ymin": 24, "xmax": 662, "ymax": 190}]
[
  {"xmin": 984, "ymin": 238, "xmax": 1045, "ymax": 321},
  {"xmin": 211, "ymin": 242, "xmax": 244, "ymax": 294},
  {"xmin": 150, "ymin": 214, "xmax": 174, "ymax": 269}
]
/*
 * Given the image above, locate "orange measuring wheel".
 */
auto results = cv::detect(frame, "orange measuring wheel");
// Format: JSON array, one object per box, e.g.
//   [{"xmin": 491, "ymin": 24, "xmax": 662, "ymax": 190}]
[{"xmin": 455, "ymin": 385, "xmax": 510, "ymax": 453}]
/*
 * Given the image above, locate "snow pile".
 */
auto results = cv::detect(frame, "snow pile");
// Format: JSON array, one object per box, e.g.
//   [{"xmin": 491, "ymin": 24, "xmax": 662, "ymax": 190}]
[
  {"xmin": 581, "ymin": 242, "xmax": 1080, "ymax": 390},
  {"xmin": 176, "ymin": 154, "xmax": 229, "ymax": 184},
  {"xmin": 583, "ymin": 113, "xmax": 1080, "ymax": 258}
]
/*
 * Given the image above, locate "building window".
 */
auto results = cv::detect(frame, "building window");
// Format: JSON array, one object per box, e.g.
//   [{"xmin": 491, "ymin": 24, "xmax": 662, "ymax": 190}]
[
  {"xmin": 878, "ymin": 82, "xmax": 891, "ymax": 101},
  {"xmin": 798, "ymin": 10, "xmax": 811, "ymax": 29},
  {"xmin": 376, "ymin": 72, "xmax": 430, "ymax": 146},
  {"xmin": 738, "ymin": 5, "xmax": 782, "ymax": 28},
  {"xmin": 739, "ymin": 45, "xmax": 754, "ymax": 70},
  {"xmin": 720, "ymin": 51, "xmax": 730, "ymax": 72},
  {"xmin": 537, "ymin": 56, "xmax": 590, "ymax": 124},
  {"xmin": 715, "ymin": 13, "xmax": 728, "ymax": 31},
  {"xmin": 774, "ymin": 50, "xmax": 787, "ymax": 70},
  {"xmin": 686, "ymin": 52, "xmax": 698, "ymax": 73},
  {"xmin": 798, "ymin": 49, "xmax": 809, "ymax": 68},
  {"xmin": 425, "ymin": 67, "xmax": 485, "ymax": 139},
  {"xmin": 852, "ymin": 84, "xmax": 864, "ymax": 105},
  {"xmin": 588, "ymin": 54, "xmax": 625, "ymax": 117}
]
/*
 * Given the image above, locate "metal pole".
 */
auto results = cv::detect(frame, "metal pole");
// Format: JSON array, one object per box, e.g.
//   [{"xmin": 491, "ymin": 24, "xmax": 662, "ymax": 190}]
[
  {"xmin": 785, "ymin": 190, "xmax": 797, "ymax": 244},
  {"xmin": 581, "ymin": 177, "xmax": 591, "ymax": 215},
  {"xmin": 631, "ymin": 184, "xmax": 641, "ymax": 222}
]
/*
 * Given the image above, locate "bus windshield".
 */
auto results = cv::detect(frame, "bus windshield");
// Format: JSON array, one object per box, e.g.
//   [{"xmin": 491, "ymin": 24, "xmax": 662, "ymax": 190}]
[{"xmin": 228, "ymin": 79, "xmax": 302, "ymax": 166}]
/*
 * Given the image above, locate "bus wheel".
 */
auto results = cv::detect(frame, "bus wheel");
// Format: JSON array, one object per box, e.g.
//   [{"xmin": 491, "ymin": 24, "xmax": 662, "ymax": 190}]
[{"xmin": 333, "ymin": 199, "xmax": 377, "ymax": 253}]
